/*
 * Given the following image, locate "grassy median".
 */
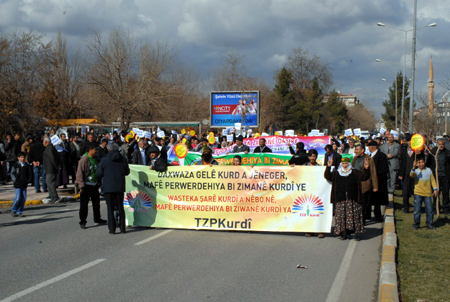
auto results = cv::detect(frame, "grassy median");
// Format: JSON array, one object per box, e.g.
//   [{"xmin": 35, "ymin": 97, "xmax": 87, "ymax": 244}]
[{"xmin": 395, "ymin": 191, "xmax": 450, "ymax": 302}]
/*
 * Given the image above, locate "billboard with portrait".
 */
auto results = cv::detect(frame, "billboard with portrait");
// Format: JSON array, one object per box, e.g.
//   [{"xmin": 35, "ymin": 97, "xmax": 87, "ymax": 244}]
[{"xmin": 210, "ymin": 91, "xmax": 260, "ymax": 127}]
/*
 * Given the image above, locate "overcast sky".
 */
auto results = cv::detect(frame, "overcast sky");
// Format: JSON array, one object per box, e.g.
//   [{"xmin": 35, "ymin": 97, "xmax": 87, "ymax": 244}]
[{"xmin": 1, "ymin": 0, "xmax": 448, "ymax": 118}]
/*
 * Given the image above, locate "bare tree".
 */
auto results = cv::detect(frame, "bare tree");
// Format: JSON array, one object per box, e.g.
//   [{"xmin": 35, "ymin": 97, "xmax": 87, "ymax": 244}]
[
  {"xmin": 211, "ymin": 49, "xmax": 254, "ymax": 91},
  {"xmin": 346, "ymin": 104, "xmax": 375, "ymax": 131},
  {"xmin": 0, "ymin": 31, "xmax": 52, "ymax": 136},
  {"xmin": 86, "ymin": 29, "xmax": 180, "ymax": 130},
  {"xmin": 413, "ymin": 91, "xmax": 442, "ymax": 137}
]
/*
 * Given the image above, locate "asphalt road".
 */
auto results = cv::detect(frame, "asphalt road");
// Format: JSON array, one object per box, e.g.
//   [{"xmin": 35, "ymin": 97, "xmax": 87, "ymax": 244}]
[{"xmin": 0, "ymin": 201, "xmax": 382, "ymax": 302}]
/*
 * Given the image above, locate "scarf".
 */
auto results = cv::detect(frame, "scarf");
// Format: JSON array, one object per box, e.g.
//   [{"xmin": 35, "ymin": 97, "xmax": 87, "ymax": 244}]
[{"xmin": 337, "ymin": 163, "xmax": 353, "ymax": 177}]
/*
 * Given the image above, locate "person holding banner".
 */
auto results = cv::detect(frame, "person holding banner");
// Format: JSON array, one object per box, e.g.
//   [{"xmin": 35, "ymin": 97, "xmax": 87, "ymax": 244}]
[
  {"xmin": 191, "ymin": 146, "xmax": 218, "ymax": 166},
  {"xmin": 303, "ymin": 149, "xmax": 319, "ymax": 166},
  {"xmin": 288, "ymin": 142, "xmax": 309, "ymax": 166},
  {"xmin": 233, "ymin": 155, "xmax": 242, "ymax": 166},
  {"xmin": 325, "ymin": 156, "xmax": 370, "ymax": 241},
  {"xmin": 96, "ymin": 143, "xmax": 130, "ymax": 234},
  {"xmin": 253, "ymin": 138, "xmax": 272, "ymax": 153},
  {"xmin": 148, "ymin": 145, "xmax": 168, "ymax": 172},
  {"xmin": 231, "ymin": 136, "xmax": 250, "ymax": 154}
]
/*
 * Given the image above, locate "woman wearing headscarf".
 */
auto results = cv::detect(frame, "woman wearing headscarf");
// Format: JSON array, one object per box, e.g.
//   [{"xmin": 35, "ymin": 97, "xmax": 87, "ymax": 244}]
[{"xmin": 324, "ymin": 156, "xmax": 370, "ymax": 240}]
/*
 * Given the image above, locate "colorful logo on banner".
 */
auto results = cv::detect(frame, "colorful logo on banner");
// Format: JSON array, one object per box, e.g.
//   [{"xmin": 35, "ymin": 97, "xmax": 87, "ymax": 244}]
[
  {"xmin": 124, "ymin": 190, "xmax": 152, "ymax": 212},
  {"xmin": 292, "ymin": 194, "xmax": 324, "ymax": 217}
]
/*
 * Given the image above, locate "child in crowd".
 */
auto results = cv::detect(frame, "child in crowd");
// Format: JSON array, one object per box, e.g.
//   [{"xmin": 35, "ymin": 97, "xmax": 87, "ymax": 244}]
[
  {"xmin": 11, "ymin": 152, "xmax": 32, "ymax": 217},
  {"xmin": 410, "ymin": 155, "xmax": 438, "ymax": 230}
]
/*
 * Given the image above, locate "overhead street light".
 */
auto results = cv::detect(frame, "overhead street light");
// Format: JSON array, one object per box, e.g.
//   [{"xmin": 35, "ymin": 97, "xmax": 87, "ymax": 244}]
[{"xmin": 377, "ymin": 19, "xmax": 437, "ymax": 132}]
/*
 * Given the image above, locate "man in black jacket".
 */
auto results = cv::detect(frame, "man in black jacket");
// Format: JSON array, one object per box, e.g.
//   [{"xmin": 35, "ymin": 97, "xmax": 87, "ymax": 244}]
[
  {"xmin": 289, "ymin": 142, "xmax": 309, "ymax": 166},
  {"xmin": 5, "ymin": 133, "xmax": 22, "ymax": 182},
  {"xmin": 428, "ymin": 138, "xmax": 450, "ymax": 214},
  {"xmin": 323, "ymin": 144, "xmax": 341, "ymax": 169},
  {"xmin": 368, "ymin": 141, "xmax": 389, "ymax": 221},
  {"xmin": 28, "ymin": 135, "xmax": 47, "ymax": 193},
  {"xmin": 253, "ymin": 138, "xmax": 272, "ymax": 153},
  {"xmin": 43, "ymin": 138, "xmax": 61, "ymax": 203},
  {"xmin": 132, "ymin": 138, "xmax": 150, "ymax": 165},
  {"xmin": 399, "ymin": 134, "xmax": 416, "ymax": 213},
  {"xmin": 11, "ymin": 152, "xmax": 32, "ymax": 217},
  {"xmin": 97, "ymin": 143, "xmax": 130, "ymax": 234}
]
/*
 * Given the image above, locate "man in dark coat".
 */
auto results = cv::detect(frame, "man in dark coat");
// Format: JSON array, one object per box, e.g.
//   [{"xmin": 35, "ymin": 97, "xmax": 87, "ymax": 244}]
[
  {"xmin": 323, "ymin": 144, "xmax": 341, "ymax": 169},
  {"xmin": 289, "ymin": 142, "xmax": 309, "ymax": 166},
  {"xmin": 368, "ymin": 141, "xmax": 389, "ymax": 221},
  {"xmin": 399, "ymin": 134, "xmax": 416, "ymax": 213},
  {"xmin": 428, "ymin": 138, "xmax": 450, "ymax": 214},
  {"xmin": 230, "ymin": 135, "xmax": 250, "ymax": 154},
  {"xmin": 28, "ymin": 135, "xmax": 47, "ymax": 193},
  {"xmin": 5, "ymin": 133, "xmax": 22, "ymax": 181},
  {"xmin": 43, "ymin": 138, "xmax": 61, "ymax": 203},
  {"xmin": 97, "ymin": 143, "xmax": 130, "ymax": 234},
  {"xmin": 132, "ymin": 138, "xmax": 150, "ymax": 165},
  {"xmin": 379, "ymin": 133, "xmax": 401, "ymax": 202},
  {"xmin": 253, "ymin": 138, "xmax": 272, "ymax": 153}
]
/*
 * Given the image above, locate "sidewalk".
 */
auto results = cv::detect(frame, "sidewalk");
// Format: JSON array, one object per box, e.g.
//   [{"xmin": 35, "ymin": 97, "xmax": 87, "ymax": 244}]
[{"xmin": 0, "ymin": 182, "xmax": 77, "ymax": 211}]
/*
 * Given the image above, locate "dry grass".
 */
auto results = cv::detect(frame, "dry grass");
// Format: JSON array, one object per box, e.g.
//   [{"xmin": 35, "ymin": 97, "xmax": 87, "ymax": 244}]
[{"xmin": 395, "ymin": 191, "xmax": 450, "ymax": 302}]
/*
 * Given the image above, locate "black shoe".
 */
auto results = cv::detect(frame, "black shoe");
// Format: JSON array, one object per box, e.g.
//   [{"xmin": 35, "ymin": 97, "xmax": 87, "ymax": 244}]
[
  {"xmin": 109, "ymin": 231, "xmax": 115, "ymax": 235},
  {"xmin": 18, "ymin": 213, "xmax": 25, "ymax": 217},
  {"xmin": 80, "ymin": 223, "xmax": 87, "ymax": 229},
  {"xmin": 95, "ymin": 219, "xmax": 107, "ymax": 225},
  {"xmin": 43, "ymin": 189, "xmax": 48, "ymax": 192},
  {"xmin": 426, "ymin": 225, "xmax": 436, "ymax": 230},
  {"xmin": 339, "ymin": 231, "xmax": 347, "ymax": 240},
  {"xmin": 403, "ymin": 209, "xmax": 410, "ymax": 214},
  {"xmin": 35, "ymin": 190, "xmax": 42, "ymax": 193},
  {"xmin": 11, "ymin": 212, "xmax": 17, "ymax": 217},
  {"xmin": 355, "ymin": 234, "xmax": 361, "ymax": 241},
  {"xmin": 412, "ymin": 224, "xmax": 419, "ymax": 230}
]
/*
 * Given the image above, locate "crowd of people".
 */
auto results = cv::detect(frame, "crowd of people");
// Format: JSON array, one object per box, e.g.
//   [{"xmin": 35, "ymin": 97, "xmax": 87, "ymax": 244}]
[{"xmin": 2, "ymin": 127, "xmax": 447, "ymax": 237}]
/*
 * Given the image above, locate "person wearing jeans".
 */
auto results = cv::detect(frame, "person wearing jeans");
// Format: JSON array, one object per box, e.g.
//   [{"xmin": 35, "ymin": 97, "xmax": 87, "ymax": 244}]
[
  {"xmin": 413, "ymin": 195, "xmax": 434, "ymax": 229},
  {"xmin": 34, "ymin": 165, "xmax": 47, "ymax": 192},
  {"xmin": 11, "ymin": 152, "xmax": 31, "ymax": 217},
  {"xmin": 410, "ymin": 156, "xmax": 438, "ymax": 230}
]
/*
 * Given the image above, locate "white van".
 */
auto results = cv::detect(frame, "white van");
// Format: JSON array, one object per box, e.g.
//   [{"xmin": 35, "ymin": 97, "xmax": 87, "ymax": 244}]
[{"xmin": 360, "ymin": 130, "xmax": 370, "ymax": 139}]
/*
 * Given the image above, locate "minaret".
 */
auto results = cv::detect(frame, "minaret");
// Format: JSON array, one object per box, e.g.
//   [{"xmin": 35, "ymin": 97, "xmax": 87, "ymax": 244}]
[{"xmin": 428, "ymin": 56, "xmax": 434, "ymax": 116}]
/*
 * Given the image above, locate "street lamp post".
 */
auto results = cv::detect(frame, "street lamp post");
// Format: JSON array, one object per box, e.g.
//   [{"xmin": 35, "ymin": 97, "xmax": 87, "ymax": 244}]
[{"xmin": 377, "ymin": 20, "xmax": 436, "ymax": 133}]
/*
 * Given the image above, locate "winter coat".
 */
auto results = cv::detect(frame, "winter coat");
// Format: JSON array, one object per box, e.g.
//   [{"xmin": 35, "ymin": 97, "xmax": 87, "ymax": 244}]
[
  {"xmin": 351, "ymin": 153, "xmax": 378, "ymax": 193},
  {"xmin": 11, "ymin": 161, "xmax": 32, "ymax": 188},
  {"xmin": 28, "ymin": 141, "xmax": 45, "ymax": 164},
  {"xmin": 324, "ymin": 166, "xmax": 370, "ymax": 204},
  {"xmin": 96, "ymin": 151, "xmax": 130, "ymax": 193},
  {"xmin": 43, "ymin": 144, "xmax": 60, "ymax": 174}
]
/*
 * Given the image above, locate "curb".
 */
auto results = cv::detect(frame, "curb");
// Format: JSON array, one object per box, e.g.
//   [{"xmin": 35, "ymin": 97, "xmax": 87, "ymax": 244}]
[
  {"xmin": 378, "ymin": 208, "xmax": 399, "ymax": 302},
  {"xmin": 0, "ymin": 200, "xmax": 43, "ymax": 207}
]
